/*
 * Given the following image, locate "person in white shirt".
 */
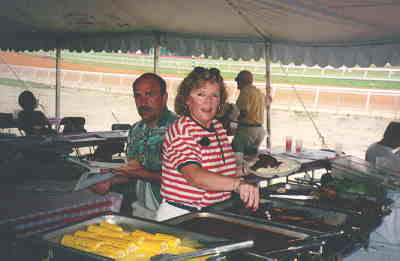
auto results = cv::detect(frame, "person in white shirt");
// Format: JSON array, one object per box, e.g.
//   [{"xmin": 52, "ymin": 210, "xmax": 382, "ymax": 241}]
[{"xmin": 365, "ymin": 121, "xmax": 400, "ymax": 172}]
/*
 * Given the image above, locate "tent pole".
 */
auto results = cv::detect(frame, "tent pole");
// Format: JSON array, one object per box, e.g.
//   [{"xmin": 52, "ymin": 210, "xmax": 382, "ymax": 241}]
[
  {"xmin": 153, "ymin": 33, "xmax": 161, "ymax": 73},
  {"xmin": 55, "ymin": 47, "xmax": 61, "ymax": 119},
  {"xmin": 264, "ymin": 41, "xmax": 272, "ymax": 151}
]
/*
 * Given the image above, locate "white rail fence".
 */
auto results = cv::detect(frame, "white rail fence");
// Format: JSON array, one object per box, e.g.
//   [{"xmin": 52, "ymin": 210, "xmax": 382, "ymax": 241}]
[
  {"xmin": 1, "ymin": 65, "xmax": 400, "ymax": 118},
  {"xmin": 30, "ymin": 51, "xmax": 400, "ymax": 82}
]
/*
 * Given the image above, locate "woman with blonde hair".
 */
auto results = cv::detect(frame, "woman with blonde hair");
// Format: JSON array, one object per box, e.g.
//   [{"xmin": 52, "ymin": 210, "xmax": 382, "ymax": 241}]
[{"xmin": 156, "ymin": 68, "xmax": 259, "ymax": 221}]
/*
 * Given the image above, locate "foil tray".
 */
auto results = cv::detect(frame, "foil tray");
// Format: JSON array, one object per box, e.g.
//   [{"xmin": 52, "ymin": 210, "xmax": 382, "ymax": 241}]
[
  {"xmin": 165, "ymin": 212, "xmax": 322, "ymax": 260},
  {"xmin": 40, "ymin": 214, "xmax": 232, "ymax": 261},
  {"xmin": 204, "ymin": 196, "xmax": 348, "ymax": 234}
]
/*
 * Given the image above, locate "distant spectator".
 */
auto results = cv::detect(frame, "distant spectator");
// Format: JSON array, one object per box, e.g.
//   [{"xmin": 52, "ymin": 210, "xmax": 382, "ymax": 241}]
[
  {"xmin": 17, "ymin": 90, "xmax": 54, "ymax": 135},
  {"xmin": 216, "ymin": 103, "xmax": 240, "ymax": 136},
  {"xmin": 232, "ymin": 70, "xmax": 272, "ymax": 156},
  {"xmin": 366, "ymin": 121, "xmax": 400, "ymax": 172}
]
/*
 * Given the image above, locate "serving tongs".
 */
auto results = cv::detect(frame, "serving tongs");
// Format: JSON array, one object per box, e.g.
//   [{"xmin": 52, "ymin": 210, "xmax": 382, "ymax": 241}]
[
  {"xmin": 263, "ymin": 231, "xmax": 347, "ymax": 257},
  {"xmin": 288, "ymin": 230, "xmax": 345, "ymax": 244},
  {"xmin": 150, "ymin": 240, "xmax": 254, "ymax": 261},
  {"xmin": 268, "ymin": 194, "xmax": 314, "ymax": 200},
  {"xmin": 263, "ymin": 241, "xmax": 325, "ymax": 256}
]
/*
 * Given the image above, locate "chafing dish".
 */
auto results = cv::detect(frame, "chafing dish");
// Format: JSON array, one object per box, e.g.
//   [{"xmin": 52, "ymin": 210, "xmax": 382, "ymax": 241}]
[
  {"xmin": 32, "ymin": 214, "xmax": 240, "ymax": 261},
  {"xmin": 166, "ymin": 211, "xmax": 327, "ymax": 260},
  {"xmin": 191, "ymin": 156, "xmax": 400, "ymax": 260}
]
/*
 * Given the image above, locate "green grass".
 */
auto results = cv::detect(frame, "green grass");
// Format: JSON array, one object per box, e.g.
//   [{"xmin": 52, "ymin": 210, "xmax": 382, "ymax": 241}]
[
  {"xmin": 59, "ymin": 58, "xmax": 400, "ymax": 90},
  {"xmin": 0, "ymin": 78, "xmax": 51, "ymax": 89},
  {"xmin": 271, "ymin": 76, "xmax": 400, "ymax": 90},
  {"xmin": 20, "ymin": 50, "xmax": 400, "ymax": 90}
]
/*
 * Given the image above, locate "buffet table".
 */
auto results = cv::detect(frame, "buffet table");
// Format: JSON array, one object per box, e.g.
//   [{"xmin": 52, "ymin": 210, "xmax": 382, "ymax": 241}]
[
  {"xmin": 3, "ymin": 137, "xmax": 397, "ymax": 261},
  {"xmin": 62, "ymin": 130, "xmax": 128, "ymax": 148},
  {"xmin": 245, "ymin": 149, "xmax": 336, "ymax": 187}
]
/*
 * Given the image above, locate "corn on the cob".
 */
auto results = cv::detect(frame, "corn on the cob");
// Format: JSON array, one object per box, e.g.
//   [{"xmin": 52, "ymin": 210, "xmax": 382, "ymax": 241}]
[
  {"xmin": 94, "ymin": 244, "xmax": 126, "ymax": 259},
  {"xmin": 87, "ymin": 225, "xmax": 129, "ymax": 238},
  {"xmin": 154, "ymin": 233, "xmax": 181, "ymax": 248},
  {"xmin": 61, "ymin": 235, "xmax": 103, "ymax": 251},
  {"xmin": 74, "ymin": 231, "xmax": 98, "ymax": 240},
  {"xmin": 74, "ymin": 230, "xmax": 138, "ymax": 254},
  {"xmin": 130, "ymin": 229, "xmax": 154, "ymax": 239},
  {"xmin": 100, "ymin": 236, "xmax": 137, "ymax": 254},
  {"xmin": 61, "ymin": 235, "xmax": 76, "ymax": 247},
  {"xmin": 124, "ymin": 235, "xmax": 145, "ymax": 246},
  {"xmin": 99, "ymin": 221, "xmax": 124, "ymax": 232},
  {"xmin": 61, "ymin": 223, "xmax": 205, "ymax": 260},
  {"xmin": 139, "ymin": 238, "xmax": 169, "ymax": 253}
]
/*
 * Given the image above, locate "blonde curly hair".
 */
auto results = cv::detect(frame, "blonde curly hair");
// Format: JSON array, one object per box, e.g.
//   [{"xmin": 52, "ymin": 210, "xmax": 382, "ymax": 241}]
[{"xmin": 174, "ymin": 67, "xmax": 228, "ymax": 116}]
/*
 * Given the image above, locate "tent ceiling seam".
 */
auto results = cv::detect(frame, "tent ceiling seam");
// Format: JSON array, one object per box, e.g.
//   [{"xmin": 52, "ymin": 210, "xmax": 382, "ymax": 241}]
[{"xmin": 224, "ymin": 0, "xmax": 270, "ymax": 42}]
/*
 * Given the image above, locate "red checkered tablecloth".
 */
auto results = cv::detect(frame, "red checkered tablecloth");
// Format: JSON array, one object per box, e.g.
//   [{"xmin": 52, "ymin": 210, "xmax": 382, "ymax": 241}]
[{"xmin": 0, "ymin": 188, "xmax": 122, "ymax": 237}]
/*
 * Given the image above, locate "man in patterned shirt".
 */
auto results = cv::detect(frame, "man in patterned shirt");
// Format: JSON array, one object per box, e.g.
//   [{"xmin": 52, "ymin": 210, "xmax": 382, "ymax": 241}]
[{"xmin": 91, "ymin": 73, "xmax": 177, "ymax": 220}]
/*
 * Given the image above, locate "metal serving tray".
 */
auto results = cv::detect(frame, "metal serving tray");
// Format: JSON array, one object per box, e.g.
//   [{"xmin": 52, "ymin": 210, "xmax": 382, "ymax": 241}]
[
  {"xmin": 205, "ymin": 195, "xmax": 348, "ymax": 234},
  {"xmin": 165, "ymin": 212, "xmax": 323, "ymax": 260},
  {"xmin": 40, "ymin": 214, "xmax": 232, "ymax": 261},
  {"xmin": 331, "ymin": 156, "xmax": 400, "ymax": 190}
]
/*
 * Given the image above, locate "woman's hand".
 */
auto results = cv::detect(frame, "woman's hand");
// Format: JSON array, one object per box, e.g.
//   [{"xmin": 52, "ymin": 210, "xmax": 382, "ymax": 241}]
[{"xmin": 235, "ymin": 180, "xmax": 260, "ymax": 211}]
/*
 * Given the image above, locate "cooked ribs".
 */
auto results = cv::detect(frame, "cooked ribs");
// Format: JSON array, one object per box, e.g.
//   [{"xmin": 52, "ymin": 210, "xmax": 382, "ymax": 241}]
[{"xmin": 251, "ymin": 154, "xmax": 282, "ymax": 171}]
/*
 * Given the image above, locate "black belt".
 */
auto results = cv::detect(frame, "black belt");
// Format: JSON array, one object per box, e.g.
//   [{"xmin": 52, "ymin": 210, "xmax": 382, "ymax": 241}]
[
  {"xmin": 239, "ymin": 123, "xmax": 262, "ymax": 127},
  {"xmin": 166, "ymin": 201, "xmax": 201, "ymax": 211}
]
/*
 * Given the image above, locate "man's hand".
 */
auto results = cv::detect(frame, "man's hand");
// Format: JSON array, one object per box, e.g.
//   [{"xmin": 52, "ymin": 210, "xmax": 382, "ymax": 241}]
[
  {"xmin": 109, "ymin": 166, "xmax": 143, "ymax": 176},
  {"xmin": 106, "ymin": 158, "xmax": 145, "ymax": 177}
]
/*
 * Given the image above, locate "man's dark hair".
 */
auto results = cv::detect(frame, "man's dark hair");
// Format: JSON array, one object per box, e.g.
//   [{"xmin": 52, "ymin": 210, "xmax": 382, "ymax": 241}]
[
  {"xmin": 383, "ymin": 121, "xmax": 400, "ymax": 146},
  {"xmin": 132, "ymin": 73, "xmax": 167, "ymax": 95},
  {"xmin": 18, "ymin": 90, "xmax": 38, "ymax": 111}
]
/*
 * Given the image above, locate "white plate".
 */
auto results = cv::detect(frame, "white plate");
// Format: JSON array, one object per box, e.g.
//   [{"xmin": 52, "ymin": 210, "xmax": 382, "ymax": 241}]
[
  {"xmin": 288, "ymin": 150, "xmax": 336, "ymax": 160},
  {"xmin": 248, "ymin": 155, "xmax": 301, "ymax": 178}
]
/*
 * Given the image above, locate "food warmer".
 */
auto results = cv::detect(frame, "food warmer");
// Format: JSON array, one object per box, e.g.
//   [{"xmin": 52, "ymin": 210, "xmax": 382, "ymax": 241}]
[
  {"xmin": 165, "ymin": 155, "xmax": 400, "ymax": 260},
  {"xmin": 14, "ymin": 155, "xmax": 400, "ymax": 261}
]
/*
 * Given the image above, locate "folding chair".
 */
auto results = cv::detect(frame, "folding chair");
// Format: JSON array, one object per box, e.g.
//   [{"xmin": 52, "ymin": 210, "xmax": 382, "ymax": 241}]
[
  {"xmin": 57, "ymin": 117, "xmax": 87, "ymax": 134},
  {"xmin": 58, "ymin": 117, "xmax": 88, "ymax": 158},
  {"xmin": 93, "ymin": 123, "xmax": 131, "ymax": 162},
  {"xmin": 0, "ymin": 113, "xmax": 21, "ymax": 136}
]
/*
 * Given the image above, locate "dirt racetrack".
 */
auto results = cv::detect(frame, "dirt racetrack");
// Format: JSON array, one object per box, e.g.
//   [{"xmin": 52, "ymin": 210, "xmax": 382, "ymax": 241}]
[
  {"xmin": 2, "ymin": 50, "xmax": 399, "ymax": 116},
  {"xmin": 0, "ymin": 51, "xmax": 183, "ymax": 78},
  {"xmin": 0, "ymin": 51, "xmax": 398, "ymax": 159},
  {"xmin": 0, "ymin": 51, "xmax": 144, "ymax": 75}
]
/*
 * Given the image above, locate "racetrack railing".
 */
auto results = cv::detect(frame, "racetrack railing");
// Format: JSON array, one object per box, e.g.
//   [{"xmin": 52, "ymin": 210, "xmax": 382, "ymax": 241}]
[
  {"xmin": 1, "ymin": 64, "xmax": 400, "ymax": 119},
  {"xmin": 27, "ymin": 50, "xmax": 400, "ymax": 82}
]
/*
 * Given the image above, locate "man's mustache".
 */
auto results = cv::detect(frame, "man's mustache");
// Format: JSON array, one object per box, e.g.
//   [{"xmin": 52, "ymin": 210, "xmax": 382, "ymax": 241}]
[{"xmin": 138, "ymin": 106, "xmax": 153, "ymax": 113}]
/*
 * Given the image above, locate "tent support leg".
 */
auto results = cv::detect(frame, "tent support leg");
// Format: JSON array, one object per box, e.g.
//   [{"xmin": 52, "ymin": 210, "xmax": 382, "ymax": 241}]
[
  {"xmin": 55, "ymin": 47, "xmax": 61, "ymax": 119},
  {"xmin": 153, "ymin": 33, "xmax": 161, "ymax": 74},
  {"xmin": 264, "ymin": 41, "xmax": 272, "ymax": 151}
]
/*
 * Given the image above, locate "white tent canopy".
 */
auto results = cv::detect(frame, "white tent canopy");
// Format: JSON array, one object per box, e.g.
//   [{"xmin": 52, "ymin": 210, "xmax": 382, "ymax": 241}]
[{"xmin": 2, "ymin": 0, "xmax": 400, "ymax": 67}]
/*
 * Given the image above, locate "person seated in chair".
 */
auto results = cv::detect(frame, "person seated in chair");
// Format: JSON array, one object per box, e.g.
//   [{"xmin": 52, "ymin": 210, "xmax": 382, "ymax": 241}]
[{"xmin": 17, "ymin": 90, "xmax": 54, "ymax": 136}]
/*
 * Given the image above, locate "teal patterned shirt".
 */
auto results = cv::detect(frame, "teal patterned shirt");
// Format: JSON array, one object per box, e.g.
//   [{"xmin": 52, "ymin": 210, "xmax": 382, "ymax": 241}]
[
  {"xmin": 126, "ymin": 109, "xmax": 177, "ymax": 207},
  {"xmin": 127, "ymin": 109, "xmax": 177, "ymax": 170}
]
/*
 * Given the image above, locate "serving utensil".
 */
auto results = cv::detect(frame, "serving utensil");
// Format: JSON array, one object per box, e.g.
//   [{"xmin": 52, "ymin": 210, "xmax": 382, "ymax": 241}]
[
  {"xmin": 269, "ymin": 194, "xmax": 314, "ymax": 200},
  {"xmin": 150, "ymin": 240, "xmax": 254, "ymax": 261}
]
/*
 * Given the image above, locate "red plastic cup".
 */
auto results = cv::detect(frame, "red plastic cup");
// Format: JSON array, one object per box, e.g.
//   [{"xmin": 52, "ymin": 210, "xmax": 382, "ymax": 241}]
[
  {"xmin": 295, "ymin": 139, "xmax": 303, "ymax": 153},
  {"xmin": 285, "ymin": 136, "xmax": 293, "ymax": 152}
]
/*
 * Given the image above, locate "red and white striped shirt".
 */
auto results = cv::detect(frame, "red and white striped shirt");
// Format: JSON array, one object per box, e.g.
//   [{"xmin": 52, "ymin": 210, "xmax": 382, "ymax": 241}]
[{"xmin": 160, "ymin": 116, "xmax": 237, "ymax": 208}]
